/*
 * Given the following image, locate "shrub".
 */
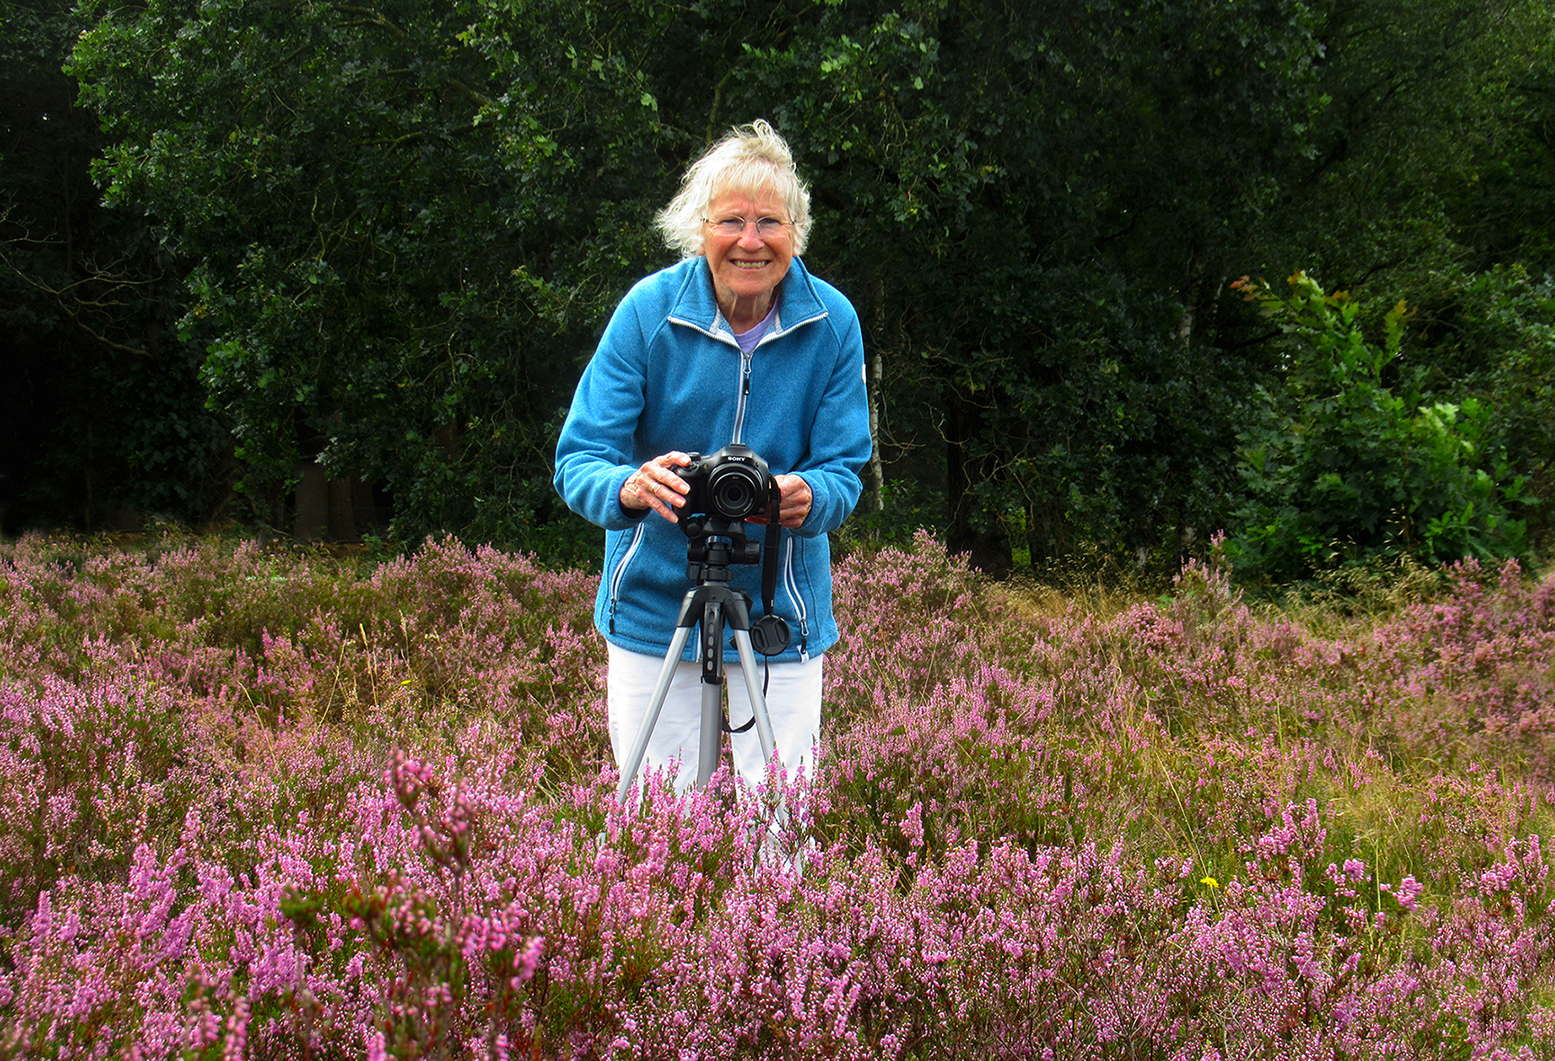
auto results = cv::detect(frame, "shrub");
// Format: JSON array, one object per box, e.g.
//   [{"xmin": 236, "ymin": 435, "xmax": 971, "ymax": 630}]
[
  {"xmin": 0, "ymin": 531, "xmax": 1551, "ymax": 1057},
  {"xmin": 1227, "ymin": 272, "xmax": 1532, "ymax": 580}
]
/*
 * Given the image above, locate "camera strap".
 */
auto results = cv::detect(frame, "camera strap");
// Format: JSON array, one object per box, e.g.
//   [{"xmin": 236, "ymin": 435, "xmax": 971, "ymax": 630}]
[
  {"xmin": 761, "ymin": 480, "xmax": 781, "ymax": 614},
  {"xmin": 724, "ymin": 478, "xmax": 789, "ymax": 736},
  {"xmin": 749, "ymin": 478, "xmax": 790, "ymax": 658}
]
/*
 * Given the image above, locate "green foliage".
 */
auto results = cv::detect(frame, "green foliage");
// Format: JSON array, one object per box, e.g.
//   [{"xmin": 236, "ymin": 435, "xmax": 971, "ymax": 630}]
[
  {"xmin": 1227, "ymin": 272, "xmax": 1531, "ymax": 579},
  {"xmin": 59, "ymin": 0, "xmax": 1335, "ymax": 568},
  {"xmin": 1437, "ymin": 3, "xmax": 1555, "ymax": 276},
  {"xmin": 44, "ymin": 0, "xmax": 1555, "ymax": 574},
  {"xmin": 736, "ymin": 0, "xmax": 1332, "ymax": 572},
  {"xmin": 1, "ymin": 0, "xmax": 228, "ymax": 532},
  {"xmin": 1412, "ymin": 265, "xmax": 1555, "ymax": 546},
  {"xmin": 68, "ymin": 0, "xmax": 671, "ymax": 551}
]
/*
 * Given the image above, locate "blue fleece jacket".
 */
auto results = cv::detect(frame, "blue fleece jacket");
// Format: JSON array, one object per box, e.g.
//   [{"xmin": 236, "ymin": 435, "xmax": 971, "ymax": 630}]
[{"xmin": 554, "ymin": 255, "xmax": 872, "ymax": 663}]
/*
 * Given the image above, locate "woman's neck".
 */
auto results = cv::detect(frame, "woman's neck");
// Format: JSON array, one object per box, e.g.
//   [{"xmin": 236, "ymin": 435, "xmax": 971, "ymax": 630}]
[{"xmin": 718, "ymin": 290, "xmax": 775, "ymax": 334}]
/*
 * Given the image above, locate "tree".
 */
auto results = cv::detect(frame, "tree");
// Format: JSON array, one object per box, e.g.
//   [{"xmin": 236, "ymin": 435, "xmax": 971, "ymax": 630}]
[
  {"xmin": 69, "ymin": 0, "xmax": 673, "ymax": 552},
  {"xmin": 702, "ymin": 0, "xmax": 1333, "ymax": 572},
  {"xmin": 62, "ymin": 0, "xmax": 1555, "ymax": 572},
  {"xmin": 2, "ymin": 0, "xmax": 227, "ymax": 531}
]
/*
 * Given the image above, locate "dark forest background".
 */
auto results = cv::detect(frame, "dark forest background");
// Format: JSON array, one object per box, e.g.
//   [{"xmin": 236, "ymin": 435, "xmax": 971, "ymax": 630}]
[{"xmin": 4, "ymin": 0, "xmax": 1553, "ymax": 581}]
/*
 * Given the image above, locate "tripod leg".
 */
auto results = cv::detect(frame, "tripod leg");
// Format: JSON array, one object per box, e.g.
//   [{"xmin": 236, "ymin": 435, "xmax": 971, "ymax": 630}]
[
  {"xmin": 729, "ymin": 630, "xmax": 778, "ymax": 769},
  {"xmin": 696, "ymin": 598, "xmax": 727, "ymax": 789},
  {"xmin": 730, "ymin": 629, "xmax": 791, "ymax": 858},
  {"xmin": 697, "ymin": 669, "xmax": 723, "ymax": 788},
  {"xmin": 615, "ymin": 625, "xmax": 696, "ymax": 804}
]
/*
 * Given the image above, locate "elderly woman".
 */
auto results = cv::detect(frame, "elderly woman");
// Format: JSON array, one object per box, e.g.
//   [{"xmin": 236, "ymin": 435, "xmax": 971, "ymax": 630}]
[{"xmin": 554, "ymin": 120, "xmax": 871, "ymax": 794}]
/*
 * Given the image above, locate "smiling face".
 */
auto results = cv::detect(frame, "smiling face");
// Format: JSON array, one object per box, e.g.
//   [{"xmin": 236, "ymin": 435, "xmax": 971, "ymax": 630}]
[{"xmin": 701, "ymin": 186, "xmax": 795, "ymax": 326}]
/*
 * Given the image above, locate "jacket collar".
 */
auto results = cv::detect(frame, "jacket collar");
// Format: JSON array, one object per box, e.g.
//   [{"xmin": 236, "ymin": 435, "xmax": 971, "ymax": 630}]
[{"xmin": 667, "ymin": 255, "xmax": 829, "ymax": 344}]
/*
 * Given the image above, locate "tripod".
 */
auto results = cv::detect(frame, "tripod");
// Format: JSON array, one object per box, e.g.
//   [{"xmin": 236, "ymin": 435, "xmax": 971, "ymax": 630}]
[{"xmin": 615, "ymin": 516, "xmax": 788, "ymax": 803}]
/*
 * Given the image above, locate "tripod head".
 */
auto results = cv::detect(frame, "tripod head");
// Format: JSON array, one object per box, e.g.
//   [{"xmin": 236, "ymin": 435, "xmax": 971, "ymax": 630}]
[
  {"xmin": 677, "ymin": 506, "xmax": 790, "ymax": 657},
  {"xmin": 680, "ymin": 514, "xmax": 761, "ymax": 583}
]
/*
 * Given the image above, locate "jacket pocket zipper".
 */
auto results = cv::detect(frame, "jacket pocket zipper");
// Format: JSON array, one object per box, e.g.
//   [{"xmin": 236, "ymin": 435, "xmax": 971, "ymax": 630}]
[
  {"xmin": 782, "ymin": 536, "xmax": 810, "ymax": 661},
  {"xmin": 607, "ymin": 523, "xmax": 646, "ymax": 635}
]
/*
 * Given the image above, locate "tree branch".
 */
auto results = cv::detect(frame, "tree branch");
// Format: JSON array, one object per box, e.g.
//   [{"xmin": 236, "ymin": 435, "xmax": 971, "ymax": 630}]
[{"xmin": 0, "ymin": 223, "xmax": 155, "ymax": 358}]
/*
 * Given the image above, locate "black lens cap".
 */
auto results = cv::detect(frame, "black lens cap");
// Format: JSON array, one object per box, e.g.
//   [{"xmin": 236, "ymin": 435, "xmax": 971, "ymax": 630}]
[{"xmin": 749, "ymin": 614, "xmax": 791, "ymax": 656}]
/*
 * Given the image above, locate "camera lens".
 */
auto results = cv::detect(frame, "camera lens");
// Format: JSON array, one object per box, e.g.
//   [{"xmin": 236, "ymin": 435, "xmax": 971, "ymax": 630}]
[{"xmin": 709, "ymin": 465, "xmax": 762, "ymax": 518}]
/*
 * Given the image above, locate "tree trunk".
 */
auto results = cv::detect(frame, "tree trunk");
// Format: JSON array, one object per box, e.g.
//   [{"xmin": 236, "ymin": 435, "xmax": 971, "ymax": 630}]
[
  {"xmin": 863, "ymin": 337, "xmax": 885, "ymax": 513},
  {"xmin": 862, "ymin": 276, "xmax": 887, "ymax": 513},
  {"xmin": 944, "ymin": 391, "xmax": 1012, "ymax": 577}
]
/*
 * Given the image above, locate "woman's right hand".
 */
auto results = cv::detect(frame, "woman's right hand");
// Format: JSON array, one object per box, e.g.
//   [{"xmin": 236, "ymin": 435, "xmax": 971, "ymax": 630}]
[{"xmin": 621, "ymin": 452, "xmax": 691, "ymax": 522}]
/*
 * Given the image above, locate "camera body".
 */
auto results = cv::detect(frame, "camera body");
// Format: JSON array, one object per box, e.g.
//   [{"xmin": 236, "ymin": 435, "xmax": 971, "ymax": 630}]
[
  {"xmin": 676, "ymin": 443, "xmax": 791, "ymax": 656},
  {"xmin": 680, "ymin": 443, "xmax": 774, "ymax": 521}
]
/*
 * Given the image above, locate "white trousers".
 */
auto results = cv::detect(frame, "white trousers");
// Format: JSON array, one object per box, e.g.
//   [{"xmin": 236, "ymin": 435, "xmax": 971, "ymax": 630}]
[{"xmin": 607, "ymin": 642, "xmax": 823, "ymax": 794}]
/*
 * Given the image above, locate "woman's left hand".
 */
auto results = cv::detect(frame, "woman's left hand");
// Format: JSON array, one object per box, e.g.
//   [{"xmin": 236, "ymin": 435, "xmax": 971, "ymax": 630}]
[{"xmin": 748, "ymin": 473, "xmax": 811, "ymax": 529}]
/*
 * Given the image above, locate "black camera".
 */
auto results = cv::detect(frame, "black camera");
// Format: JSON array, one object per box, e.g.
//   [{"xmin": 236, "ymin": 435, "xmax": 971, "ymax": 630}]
[
  {"xmin": 677, "ymin": 443, "xmax": 790, "ymax": 656},
  {"xmin": 680, "ymin": 443, "xmax": 774, "ymax": 521}
]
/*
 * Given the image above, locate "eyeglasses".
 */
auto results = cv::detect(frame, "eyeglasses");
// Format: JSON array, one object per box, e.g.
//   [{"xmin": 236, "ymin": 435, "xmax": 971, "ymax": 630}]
[{"xmin": 702, "ymin": 216, "xmax": 790, "ymax": 238}]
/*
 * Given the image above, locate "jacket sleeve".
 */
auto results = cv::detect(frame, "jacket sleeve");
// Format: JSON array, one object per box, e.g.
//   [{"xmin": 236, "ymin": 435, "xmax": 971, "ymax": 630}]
[
  {"xmin": 553, "ymin": 297, "xmax": 653, "ymax": 532},
  {"xmin": 795, "ymin": 304, "xmax": 872, "ymax": 537}
]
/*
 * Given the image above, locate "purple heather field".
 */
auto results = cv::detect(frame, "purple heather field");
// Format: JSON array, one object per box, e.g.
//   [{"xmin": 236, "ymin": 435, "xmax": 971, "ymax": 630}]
[{"xmin": 0, "ymin": 530, "xmax": 1551, "ymax": 1059}]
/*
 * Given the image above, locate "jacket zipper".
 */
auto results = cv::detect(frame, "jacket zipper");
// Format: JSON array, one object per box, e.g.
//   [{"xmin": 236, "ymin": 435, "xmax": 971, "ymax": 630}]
[
  {"xmin": 732, "ymin": 349, "xmax": 753, "ymax": 444},
  {"xmin": 606, "ymin": 522, "xmax": 646, "ymax": 634},
  {"xmin": 782, "ymin": 536, "xmax": 810, "ymax": 661}
]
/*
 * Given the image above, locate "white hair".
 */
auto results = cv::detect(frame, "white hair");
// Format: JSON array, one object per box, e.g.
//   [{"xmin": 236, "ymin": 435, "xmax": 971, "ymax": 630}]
[{"xmin": 654, "ymin": 120, "xmax": 812, "ymax": 258}]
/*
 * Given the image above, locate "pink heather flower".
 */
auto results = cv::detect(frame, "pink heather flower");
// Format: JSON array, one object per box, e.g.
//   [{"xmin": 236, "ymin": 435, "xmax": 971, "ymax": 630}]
[
  {"xmin": 221, "ymin": 996, "xmax": 251, "ymax": 1061},
  {"xmin": 901, "ymin": 802, "xmax": 926, "ymax": 848},
  {"xmin": 512, "ymin": 935, "xmax": 544, "ymax": 984},
  {"xmin": 1480, "ymin": 861, "xmax": 1520, "ymax": 894}
]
